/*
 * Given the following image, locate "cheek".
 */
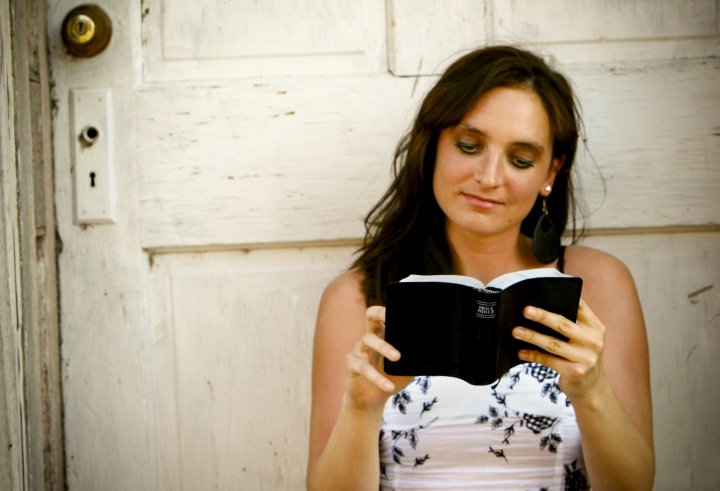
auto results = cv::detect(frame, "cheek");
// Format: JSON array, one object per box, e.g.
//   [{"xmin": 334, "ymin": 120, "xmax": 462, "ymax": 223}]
[
  {"xmin": 433, "ymin": 154, "xmax": 464, "ymax": 189},
  {"xmin": 508, "ymin": 179, "xmax": 543, "ymax": 218},
  {"xmin": 432, "ymin": 162, "xmax": 458, "ymax": 216},
  {"xmin": 431, "ymin": 166, "xmax": 447, "ymax": 207},
  {"xmin": 433, "ymin": 150, "xmax": 469, "ymax": 189}
]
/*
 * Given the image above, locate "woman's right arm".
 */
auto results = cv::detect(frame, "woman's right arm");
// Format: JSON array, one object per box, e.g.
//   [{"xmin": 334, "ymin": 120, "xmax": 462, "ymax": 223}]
[{"xmin": 306, "ymin": 270, "xmax": 410, "ymax": 491}]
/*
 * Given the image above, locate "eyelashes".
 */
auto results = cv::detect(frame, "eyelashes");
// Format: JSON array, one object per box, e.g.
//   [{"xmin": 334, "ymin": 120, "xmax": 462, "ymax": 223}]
[
  {"xmin": 509, "ymin": 157, "xmax": 534, "ymax": 169},
  {"xmin": 455, "ymin": 141, "xmax": 479, "ymax": 154},
  {"xmin": 454, "ymin": 141, "xmax": 535, "ymax": 169}
]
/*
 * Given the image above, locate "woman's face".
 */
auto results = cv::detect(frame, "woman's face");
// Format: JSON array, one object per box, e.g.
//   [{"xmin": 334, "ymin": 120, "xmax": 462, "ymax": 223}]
[{"xmin": 433, "ymin": 86, "xmax": 560, "ymax": 243}]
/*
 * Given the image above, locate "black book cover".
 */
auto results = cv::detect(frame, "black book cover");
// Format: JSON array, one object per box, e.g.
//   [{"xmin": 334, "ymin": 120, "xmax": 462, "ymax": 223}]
[{"xmin": 383, "ymin": 273, "xmax": 583, "ymax": 385}]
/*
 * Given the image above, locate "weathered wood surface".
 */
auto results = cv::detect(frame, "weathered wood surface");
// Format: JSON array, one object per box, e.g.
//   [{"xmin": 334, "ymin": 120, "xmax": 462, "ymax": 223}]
[
  {"xmin": 389, "ymin": 0, "xmax": 720, "ymax": 74},
  {"xmin": 584, "ymin": 232, "xmax": 720, "ymax": 489},
  {"xmin": 48, "ymin": 0, "xmax": 153, "ymax": 489},
  {"xmin": 141, "ymin": 0, "xmax": 387, "ymax": 81},
  {"xmin": 0, "ymin": 0, "xmax": 24, "ymax": 488},
  {"xmin": 135, "ymin": 58, "xmax": 720, "ymax": 249},
  {"xmin": 1, "ymin": 0, "xmax": 63, "ymax": 490},
  {"xmin": 150, "ymin": 246, "xmax": 353, "ymax": 490}
]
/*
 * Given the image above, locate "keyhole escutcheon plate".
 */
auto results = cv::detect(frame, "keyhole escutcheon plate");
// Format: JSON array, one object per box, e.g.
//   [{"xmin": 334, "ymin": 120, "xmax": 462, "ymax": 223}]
[{"xmin": 70, "ymin": 88, "xmax": 116, "ymax": 225}]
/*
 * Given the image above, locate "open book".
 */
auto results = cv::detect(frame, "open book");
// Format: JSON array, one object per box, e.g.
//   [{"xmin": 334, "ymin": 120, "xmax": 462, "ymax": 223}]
[{"xmin": 383, "ymin": 268, "xmax": 583, "ymax": 385}]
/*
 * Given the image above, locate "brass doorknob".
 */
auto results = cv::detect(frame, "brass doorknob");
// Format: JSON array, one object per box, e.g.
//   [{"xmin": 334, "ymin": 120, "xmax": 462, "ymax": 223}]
[{"xmin": 61, "ymin": 4, "xmax": 112, "ymax": 57}]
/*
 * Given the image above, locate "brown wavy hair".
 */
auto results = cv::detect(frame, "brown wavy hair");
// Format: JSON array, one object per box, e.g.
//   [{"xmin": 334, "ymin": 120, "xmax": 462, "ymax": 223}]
[{"xmin": 353, "ymin": 45, "xmax": 582, "ymax": 306}]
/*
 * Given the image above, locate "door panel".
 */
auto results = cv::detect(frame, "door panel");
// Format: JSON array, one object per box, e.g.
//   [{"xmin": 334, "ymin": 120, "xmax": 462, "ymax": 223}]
[
  {"xmin": 583, "ymin": 232, "xmax": 720, "ymax": 490},
  {"xmin": 151, "ymin": 247, "xmax": 354, "ymax": 489},
  {"xmin": 134, "ymin": 77, "xmax": 421, "ymax": 248},
  {"xmin": 142, "ymin": 0, "xmax": 387, "ymax": 81},
  {"xmin": 494, "ymin": 0, "xmax": 718, "ymax": 43}
]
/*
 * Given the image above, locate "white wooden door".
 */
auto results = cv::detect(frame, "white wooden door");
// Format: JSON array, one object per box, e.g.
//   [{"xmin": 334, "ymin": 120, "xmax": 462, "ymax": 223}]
[{"xmin": 48, "ymin": 1, "xmax": 719, "ymax": 490}]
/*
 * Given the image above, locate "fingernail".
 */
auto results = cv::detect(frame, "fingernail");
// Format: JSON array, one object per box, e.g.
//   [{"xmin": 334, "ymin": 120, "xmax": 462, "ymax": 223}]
[
  {"xmin": 518, "ymin": 350, "xmax": 529, "ymax": 361},
  {"xmin": 513, "ymin": 327, "xmax": 526, "ymax": 339},
  {"xmin": 383, "ymin": 381, "xmax": 394, "ymax": 391},
  {"xmin": 388, "ymin": 349, "xmax": 400, "ymax": 360},
  {"xmin": 525, "ymin": 306, "xmax": 536, "ymax": 318}
]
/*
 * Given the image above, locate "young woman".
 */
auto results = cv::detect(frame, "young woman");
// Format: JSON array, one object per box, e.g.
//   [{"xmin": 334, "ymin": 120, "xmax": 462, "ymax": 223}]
[{"xmin": 307, "ymin": 46, "xmax": 654, "ymax": 491}]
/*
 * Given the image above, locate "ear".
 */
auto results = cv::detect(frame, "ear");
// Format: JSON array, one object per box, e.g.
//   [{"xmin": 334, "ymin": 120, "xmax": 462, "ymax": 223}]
[{"xmin": 543, "ymin": 155, "xmax": 565, "ymax": 195}]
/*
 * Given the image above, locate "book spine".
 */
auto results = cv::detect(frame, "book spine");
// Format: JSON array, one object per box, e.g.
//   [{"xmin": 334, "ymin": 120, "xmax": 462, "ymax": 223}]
[
  {"xmin": 475, "ymin": 293, "xmax": 498, "ymax": 319},
  {"xmin": 472, "ymin": 291, "xmax": 500, "ymax": 385}
]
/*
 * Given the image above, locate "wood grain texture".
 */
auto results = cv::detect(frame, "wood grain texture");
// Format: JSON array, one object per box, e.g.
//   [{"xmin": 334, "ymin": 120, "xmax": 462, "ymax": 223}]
[
  {"xmin": 387, "ymin": 0, "xmax": 487, "ymax": 76},
  {"xmin": 388, "ymin": 0, "xmax": 720, "ymax": 76},
  {"xmin": 583, "ymin": 232, "xmax": 720, "ymax": 490},
  {"xmin": 135, "ymin": 75, "xmax": 429, "ymax": 249},
  {"xmin": 150, "ymin": 246, "xmax": 355, "ymax": 490},
  {"xmin": 141, "ymin": 0, "xmax": 387, "ymax": 81},
  {"xmin": 0, "ymin": 0, "xmax": 24, "ymax": 488},
  {"xmin": 567, "ymin": 58, "xmax": 720, "ymax": 231},
  {"xmin": 136, "ymin": 58, "xmax": 719, "ymax": 249},
  {"xmin": 494, "ymin": 0, "xmax": 718, "ymax": 43},
  {"xmin": 48, "ymin": 0, "xmax": 153, "ymax": 489},
  {"xmin": 1, "ymin": 0, "xmax": 64, "ymax": 489}
]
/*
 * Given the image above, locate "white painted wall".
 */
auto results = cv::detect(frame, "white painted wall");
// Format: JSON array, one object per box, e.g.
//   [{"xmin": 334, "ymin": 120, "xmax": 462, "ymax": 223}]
[{"xmin": 48, "ymin": 1, "xmax": 719, "ymax": 489}]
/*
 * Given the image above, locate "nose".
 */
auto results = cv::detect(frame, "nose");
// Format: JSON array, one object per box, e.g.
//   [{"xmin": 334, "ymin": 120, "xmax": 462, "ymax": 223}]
[{"xmin": 473, "ymin": 151, "xmax": 503, "ymax": 187}]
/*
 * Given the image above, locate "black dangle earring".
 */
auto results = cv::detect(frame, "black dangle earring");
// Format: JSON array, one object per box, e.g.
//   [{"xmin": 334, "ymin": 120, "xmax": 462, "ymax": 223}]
[{"xmin": 532, "ymin": 188, "xmax": 560, "ymax": 264}]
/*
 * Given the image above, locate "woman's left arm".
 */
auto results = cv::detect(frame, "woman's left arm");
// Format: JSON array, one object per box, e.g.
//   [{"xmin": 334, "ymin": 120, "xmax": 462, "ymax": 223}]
[{"xmin": 513, "ymin": 246, "xmax": 655, "ymax": 491}]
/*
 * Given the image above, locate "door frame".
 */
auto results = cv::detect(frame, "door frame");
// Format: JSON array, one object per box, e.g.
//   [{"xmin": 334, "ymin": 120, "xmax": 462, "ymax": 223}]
[{"xmin": 0, "ymin": 0, "xmax": 64, "ymax": 489}]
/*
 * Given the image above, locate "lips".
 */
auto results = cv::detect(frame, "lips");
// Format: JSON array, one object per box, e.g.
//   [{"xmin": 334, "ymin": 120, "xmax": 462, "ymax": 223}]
[{"xmin": 462, "ymin": 192, "xmax": 503, "ymax": 209}]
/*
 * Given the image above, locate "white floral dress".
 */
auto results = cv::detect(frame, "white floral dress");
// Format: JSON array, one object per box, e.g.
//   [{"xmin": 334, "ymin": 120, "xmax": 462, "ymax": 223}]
[{"xmin": 379, "ymin": 364, "xmax": 590, "ymax": 490}]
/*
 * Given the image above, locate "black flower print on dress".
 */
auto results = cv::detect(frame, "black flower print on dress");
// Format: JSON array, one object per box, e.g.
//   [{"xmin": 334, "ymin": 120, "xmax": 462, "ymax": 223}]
[
  {"xmin": 389, "ymin": 417, "xmax": 438, "ymax": 465},
  {"xmin": 391, "ymin": 377, "xmax": 433, "ymax": 415},
  {"xmin": 420, "ymin": 397, "xmax": 438, "ymax": 417},
  {"xmin": 476, "ymin": 405, "xmax": 562, "ymax": 454},
  {"xmin": 414, "ymin": 454, "xmax": 430, "ymax": 467},
  {"xmin": 384, "ymin": 377, "xmax": 438, "ymax": 467},
  {"xmin": 415, "ymin": 376, "xmax": 431, "ymax": 394},
  {"xmin": 488, "ymin": 446, "xmax": 508, "ymax": 462},
  {"xmin": 524, "ymin": 363, "xmax": 571, "ymax": 407},
  {"xmin": 392, "ymin": 390, "xmax": 412, "ymax": 414},
  {"xmin": 564, "ymin": 459, "xmax": 589, "ymax": 491}
]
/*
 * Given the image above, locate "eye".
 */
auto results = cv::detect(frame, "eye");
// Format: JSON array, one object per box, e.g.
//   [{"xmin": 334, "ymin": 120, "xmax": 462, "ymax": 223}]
[
  {"xmin": 456, "ymin": 141, "xmax": 479, "ymax": 154},
  {"xmin": 510, "ymin": 156, "xmax": 534, "ymax": 169}
]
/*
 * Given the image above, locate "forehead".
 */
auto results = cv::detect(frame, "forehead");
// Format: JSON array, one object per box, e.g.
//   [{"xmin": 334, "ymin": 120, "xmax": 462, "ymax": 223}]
[{"xmin": 459, "ymin": 86, "xmax": 552, "ymax": 146}]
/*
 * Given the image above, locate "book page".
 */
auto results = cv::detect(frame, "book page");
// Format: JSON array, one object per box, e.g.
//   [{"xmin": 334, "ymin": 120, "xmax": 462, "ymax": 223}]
[
  {"xmin": 485, "ymin": 268, "xmax": 569, "ymax": 290},
  {"xmin": 400, "ymin": 268, "xmax": 570, "ymax": 291},
  {"xmin": 400, "ymin": 274, "xmax": 485, "ymax": 289}
]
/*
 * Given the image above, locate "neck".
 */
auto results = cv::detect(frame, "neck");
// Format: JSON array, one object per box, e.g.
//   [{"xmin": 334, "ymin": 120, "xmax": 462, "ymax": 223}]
[{"xmin": 447, "ymin": 227, "xmax": 542, "ymax": 284}]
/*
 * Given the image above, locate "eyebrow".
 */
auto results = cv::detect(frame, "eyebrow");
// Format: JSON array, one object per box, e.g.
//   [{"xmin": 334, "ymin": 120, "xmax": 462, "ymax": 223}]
[{"xmin": 458, "ymin": 123, "xmax": 546, "ymax": 154}]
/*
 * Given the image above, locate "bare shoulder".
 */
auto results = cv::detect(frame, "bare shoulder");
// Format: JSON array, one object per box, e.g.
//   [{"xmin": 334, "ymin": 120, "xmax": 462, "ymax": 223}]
[
  {"xmin": 564, "ymin": 244, "xmax": 634, "ymax": 284},
  {"xmin": 563, "ymin": 244, "xmax": 645, "ymax": 335},
  {"xmin": 563, "ymin": 244, "xmax": 638, "ymax": 304},
  {"xmin": 318, "ymin": 268, "xmax": 367, "ymax": 320},
  {"xmin": 563, "ymin": 244, "xmax": 647, "ymax": 369},
  {"xmin": 314, "ymin": 268, "xmax": 368, "ymax": 358}
]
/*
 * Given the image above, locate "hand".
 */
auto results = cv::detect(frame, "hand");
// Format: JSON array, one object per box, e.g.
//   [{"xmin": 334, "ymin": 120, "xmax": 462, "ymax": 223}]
[
  {"xmin": 344, "ymin": 306, "xmax": 414, "ymax": 411},
  {"xmin": 512, "ymin": 299, "xmax": 607, "ymax": 402}
]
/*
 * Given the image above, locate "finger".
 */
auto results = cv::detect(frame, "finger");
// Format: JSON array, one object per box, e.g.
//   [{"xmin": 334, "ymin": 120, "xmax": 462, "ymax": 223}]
[
  {"xmin": 513, "ymin": 325, "xmax": 575, "ymax": 359},
  {"xmin": 365, "ymin": 306, "xmax": 386, "ymax": 336},
  {"xmin": 359, "ymin": 331, "xmax": 400, "ymax": 362},
  {"xmin": 575, "ymin": 299, "xmax": 603, "ymax": 331},
  {"xmin": 346, "ymin": 351, "xmax": 395, "ymax": 392},
  {"xmin": 523, "ymin": 305, "xmax": 581, "ymax": 341},
  {"xmin": 517, "ymin": 348, "xmax": 579, "ymax": 378}
]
